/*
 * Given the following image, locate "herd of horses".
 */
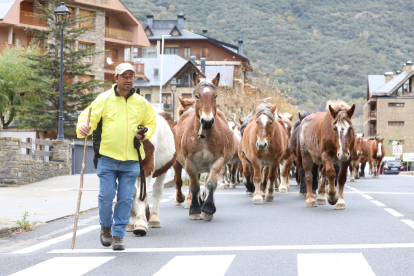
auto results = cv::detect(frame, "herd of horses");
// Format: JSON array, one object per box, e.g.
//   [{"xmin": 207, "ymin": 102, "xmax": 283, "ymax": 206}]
[{"xmin": 126, "ymin": 73, "xmax": 387, "ymax": 236}]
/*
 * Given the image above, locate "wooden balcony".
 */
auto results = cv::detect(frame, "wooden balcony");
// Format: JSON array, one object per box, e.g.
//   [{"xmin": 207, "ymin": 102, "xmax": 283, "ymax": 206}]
[
  {"xmin": 369, "ymin": 110, "xmax": 377, "ymax": 118},
  {"xmin": 20, "ymin": 11, "xmax": 46, "ymax": 26},
  {"xmin": 104, "ymin": 59, "xmax": 144, "ymax": 75},
  {"xmin": 105, "ymin": 27, "xmax": 132, "ymax": 42},
  {"xmin": 369, "ymin": 129, "xmax": 377, "ymax": 136}
]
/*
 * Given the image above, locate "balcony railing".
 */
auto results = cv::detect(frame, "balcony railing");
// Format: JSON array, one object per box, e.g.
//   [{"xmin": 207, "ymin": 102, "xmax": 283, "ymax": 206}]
[
  {"xmin": 105, "ymin": 27, "xmax": 132, "ymax": 42},
  {"xmin": 0, "ymin": 42, "xmax": 47, "ymax": 54},
  {"xmin": 163, "ymin": 103, "xmax": 173, "ymax": 109},
  {"xmin": 20, "ymin": 11, "xmax": 46, "ymax": 26},
  {"xmin": 104, "ymin": 59, "xmax": 144, "ymax": 75},
  {"xmin": 370, "ymin": 111, "xmax": 377, "ymax": 118},
  {"xmin": 369, "ymin": 129, "xmax": 377, "ymax": 136}
]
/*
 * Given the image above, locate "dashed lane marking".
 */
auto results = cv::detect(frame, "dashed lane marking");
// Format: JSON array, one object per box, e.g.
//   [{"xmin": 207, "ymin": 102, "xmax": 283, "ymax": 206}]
[
  {"xmin": 384, "ymin": 208, "xmax": 403, "ymax": 217},
  {"xmin": 371, "ymin": 200, "xmax": 386, "ymax": 207},
  {"xmin": 402, "ymin": 220, "xmax": 414, "ymax": 229},
  {"xmin": 362, "ymin": 195, "xmax": 374, "ymax": 200}
]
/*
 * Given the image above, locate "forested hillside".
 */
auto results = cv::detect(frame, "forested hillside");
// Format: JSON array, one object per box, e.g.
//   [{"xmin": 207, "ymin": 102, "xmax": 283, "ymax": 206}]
[{"xmin": 123, "ymin": 0, "xmax": 414, "ymax": 110}]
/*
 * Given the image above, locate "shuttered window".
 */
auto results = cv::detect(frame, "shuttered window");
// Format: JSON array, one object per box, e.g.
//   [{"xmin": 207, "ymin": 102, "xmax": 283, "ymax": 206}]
[
  {"xmin": 202, "ymin": 47, "xmax": 209, "ymax": 57},
  {"xmin": 79, "ymin": 9, "xmax": 94, "ymax": 28}
]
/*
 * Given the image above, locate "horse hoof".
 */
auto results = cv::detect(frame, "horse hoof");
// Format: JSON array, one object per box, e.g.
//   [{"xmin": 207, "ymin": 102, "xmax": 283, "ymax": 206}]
[
  {"xmin": 265, "ymin": 195, "xmax": 274, "ymax": 202},
  {"xmin": 313, "ymin": 193, "xmax": 317, "ymax": 198},
  {"xmin": 327, "ymin": 195, "xmax": 339, "ymax": 205},
  {"xmin": 229, "ymin": 184, "xmax": 236, "ymax": 189},
  {"xmin": 334, "ymin": 202, "xmax": 346, "ymax": 210},
  {"xmin": 350, "ymin": 178, "xmax": 355, "ymax": 182},
  {"xmin": 184, "ymin": 203, "xmax": 191, "ymax": 209},
  {"xmin": 316, "ymin": 197, "xmax": 327, "ymax": 205},
  {"xmin": 201, "ymin": 212, "xmax": 213, "ymax": 221},
  {"xmin": 126, "ymin": 225, "xmax": 134, "ymax": 232},
  {"xmin": 299, "ymin": 193, "xmax": 306, "ymax": 198},
  {"xmin": 174, "ymin": 201, "xmax": 182, "ymax": 206},
  {"xmin": 189, "ymin": 214, "xmax": 203, "ymax": 220},
  {"xmin": 253, "ymin": 195, "xmax": 264, "ymax": 204},
  {"xmin": 219, "ymin": 184, "xmax": 227, "ymax": 189},
  {"xmin": 149, "ymin": 221, "xmax": 160, "ymax": 228},
  {"xmin": 279, "ymin": 186, "xmax": 288, "ymax": 193},
  {"xmin": 133, "ymin": 226, "xmax": 147, "ymax": 236},
  {"xmin": 306, "ymin": 199, "xmax": 317, "ymax": 207},
  {"xmin": 246, "ymin": 191, "xmax": 253, "ymax": 195}
]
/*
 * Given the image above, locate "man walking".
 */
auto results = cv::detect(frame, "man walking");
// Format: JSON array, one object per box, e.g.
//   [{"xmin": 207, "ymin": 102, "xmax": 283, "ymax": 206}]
[{"xmin": 77, "ymin": 63, "xmax": 156, "ymax": 250}]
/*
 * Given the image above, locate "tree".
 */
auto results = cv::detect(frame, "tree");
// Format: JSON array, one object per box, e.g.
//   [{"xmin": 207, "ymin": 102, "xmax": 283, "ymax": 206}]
[
  {"xmin": 0, "ymin": 45, "xmax": 42, "ymax": 129},
  {"xmin": 18, "ymin": 0, "xmax": 105, "ymax": 138}
]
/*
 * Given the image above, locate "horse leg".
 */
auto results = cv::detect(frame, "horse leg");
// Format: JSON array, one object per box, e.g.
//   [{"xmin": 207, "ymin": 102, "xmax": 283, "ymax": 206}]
[
  {"xmin": 241, "ymin": 158, "xmax": 255, "ymax": 194},
  {"xmin": 127, "ymin": 182, "xmax": 139, "ymax": 232},
  {"xmin": 280, "ymin": 157, "xmax": 293, "ymax": 193},
  {"xmin": 229, "ymin": 163, "xmax": 237, "ymax": 189},
  {"xmin": 185, "ymin": 161, "xmax": 202, "ymax": 220},
  {"xmin": 132, "ymin": 176, "xmax": 152, "ymax": 236},
  {"xmin": 261, "ymin": 167, "xmax": 269, "ymax": 194},
  {"xmin": 360, "ymin": 162, "xmax": 366, "ymax": 178},
  {"xmin": 173, "ymin": 161, "xmax": 185, "ymax": 206},
  {"xmin": 334, "ymin": 161, "xmax": 349, "ymax": 210},
  {"xmin": 201, "ymin": 157, "xmax": 224, "ymax": 221},
  {"xmin": 349, "ymin": 162, "xmax": 355, "ymax": 182},
  {"xmin": 317, "ymin": 165, "xmax": 327, "ymax": 205},
  {"xmin": 252, "ymin": 157, "xmax": 264, "ymax": 204},
  {"xmin": 323, "ymin": 156, "xmax": 339, "ymax": 206},
  {"xmin": 148, "ymin": 173, "xmax": 167, "ymax": 228},
  {"xmin": 219, "ymin": 165, "xmax": 227, "ymax": 189},
  {"xmin": 265, "ymin": 163, "xmax": 278, "ymax": 202}
]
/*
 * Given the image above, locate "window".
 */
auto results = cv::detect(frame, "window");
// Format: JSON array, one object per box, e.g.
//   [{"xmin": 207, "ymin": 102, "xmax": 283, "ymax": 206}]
[
  {"xmin": 165, "ymin": 47, "xmax": 179, "ymax": 55},
  {"xmin": 388, "ymin": 103, "xmax": 405, "ymax": 107},
  {"xmin": 184, "ymin": 48, "xmax": 191, "ymax": 57},
  {"xmin": 145, "ymin": 29, "xmax": 152, "ymax": 36},
  {"xmin": 79, "ymin": 9, "xmax": 94, "ymax": 28},
  {"xmin": 388, "ymin": 121, "xmax": 404, "ymax": 126},
  {"xmin": 162, "ymin": 93, "xmax": 172, "ymax": 109},
  {"xmin": 145, "ymin": 94, "xmax": 151, "ymax": 102},
  {"xmin": 172, "ymin": 29, "xmax": 179, "ymax": 36},
  {"xmin": 63, "ymin": 41, "xmax": 74, "ymax": 53},
  {"xmin": 202, "ymin": 47, "xmax": 209, "ymax": 57},
  {"xmin": 79, "ymin": 42, "xmax": 93, "ymax": 62}
]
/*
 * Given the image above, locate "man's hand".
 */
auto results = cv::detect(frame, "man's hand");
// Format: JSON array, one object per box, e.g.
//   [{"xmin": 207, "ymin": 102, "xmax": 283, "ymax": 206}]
[
  {"xmin": 135, "ymin": 131, "xmax": 146, "ymax": 141},
  {"xmin": 79, "ymin": 123, "xmax": 92, "ymax": 136}
]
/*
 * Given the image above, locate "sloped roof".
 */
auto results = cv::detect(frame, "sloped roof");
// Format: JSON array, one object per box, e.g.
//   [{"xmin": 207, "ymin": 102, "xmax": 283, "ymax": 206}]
[
  {"xmin": 146, "ymin": 28, "xmax": 206, "ymax": 40},
  {"xmin": 134, "ymin": 55, "xmax": 202, "ymax": 88},
  {"xmin": 0, "ymin": 0, "xmax": 17, "ymax": 20},
  {"xmin": 368, "ymin": 69, "xmax": 414, "ymax": 97}
]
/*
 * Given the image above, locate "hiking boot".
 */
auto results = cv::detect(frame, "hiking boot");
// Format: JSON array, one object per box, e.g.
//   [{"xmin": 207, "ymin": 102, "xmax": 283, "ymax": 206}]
[
  {"xmin": 112, "ymin": 236, "xmax": 125, "ymax": 250},
  {"xmin": 100, "ymin": 227, "xmax": 112, "ymax": 247}
]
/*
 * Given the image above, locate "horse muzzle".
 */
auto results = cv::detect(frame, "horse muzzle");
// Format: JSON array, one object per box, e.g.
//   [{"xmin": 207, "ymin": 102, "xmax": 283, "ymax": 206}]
[
  {"xmin": 201, "ymin": 118, "xmax": 215, "ymax": 130},
  {"xmin": 256, "ymin": 141, "xmax": 268, "ymax": 151},
  {"xmin": 337, "ymin": 152, "xmax": 350, "ymax": 161},
  {"xmin": 377, "ymin": 153, "xmax": 382, "ymax": 158},
  {"xmin": 357, "ymin": 152, "xmax": 363, "ymax": 156}
]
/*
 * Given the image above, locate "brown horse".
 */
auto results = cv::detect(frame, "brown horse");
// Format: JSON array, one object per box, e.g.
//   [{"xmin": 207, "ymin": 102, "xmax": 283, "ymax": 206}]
[
  {"xmin": 220, "ymin": 125, "xmax": 241, "ymax": 189},
  {"xmin": 177, "ymin": 97, "xmax": 195, "ymax": 118},
  {"xmin": 369, "ymin": 137, "xmax": 385, "ymax": 178},
  {"xmin": 173, "ymin": 73, "xmax": 234, "ymax": 220},
  {"xmin": 355, "ymin": 135, "xmax": 372, "ymax": 178},
  {"xmin": 278, "ymin": 113, "xmax": 294, "ymax": 193},
  {"xmin": 300, "ymin": 100, "xmax": 355, "ymax": 209},
  {"xmin": 241, "ymin": 103, "xmax": 287, "ymax": 204},
  {"xmin": 349, "ymin": 134, "xmax": 360, "ymax": 182}
]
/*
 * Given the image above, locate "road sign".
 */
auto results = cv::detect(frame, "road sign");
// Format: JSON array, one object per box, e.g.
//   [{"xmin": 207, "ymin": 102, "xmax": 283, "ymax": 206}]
[
  {"xmin": 393, "ymin": 145, "xmax": 403, "ymax": 155},
  {"xmin": 403, "ymin": 153, "xmax": 414, "ymax": 162}
]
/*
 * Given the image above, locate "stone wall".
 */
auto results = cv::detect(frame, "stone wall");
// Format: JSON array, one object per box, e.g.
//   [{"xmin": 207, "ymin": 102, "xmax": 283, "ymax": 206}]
[{"xmin": 0, "ymin": 138, "xmax": 71, "ymax": 187}]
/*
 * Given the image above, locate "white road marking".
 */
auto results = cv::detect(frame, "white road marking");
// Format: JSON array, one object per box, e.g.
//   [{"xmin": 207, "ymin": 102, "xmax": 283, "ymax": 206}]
[
  {"xmin": 12, "ymin": 225, "xmax": 100, "ymax": 254},
  {"xmin": 153, "ymin": 255, "xmax": 235, "ymax": 276},
  {"xmin": 168, "ymin": 195, "xmax": 175, "ymax": 199},
  {"xmin": 160, "ymin": 199, "xmax": 171, "ymax": 203},
  {"xmin": 9, "ymin": 257, "xmax": 114, "ymax": 276},
  {"xmin": 402, "ymin": 220, "xmax": 414, "ymax": 229},
  {"xmin": 362, "ymin": 195, "xmax": 374, "ymax": 200},
  {"xmin": 400, "ymin": 175, "xmax": 414, "ymax": 178},
  {"xmin": 384, "ymin": 208, "xmax": 403, "ymax": 217},
  {"xmin": 371, "ymin": 200, "xmax": 386, "ymax": 207},
  {"xmin": 49, "ymin": 242, "xmax": 414, "ymax": 254},
  {"xmin": 297, "ymin": 253, "xmax": 375, "ymax": 276}
]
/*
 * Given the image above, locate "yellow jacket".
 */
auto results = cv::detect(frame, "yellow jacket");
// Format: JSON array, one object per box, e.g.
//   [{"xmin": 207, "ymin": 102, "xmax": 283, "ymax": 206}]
[{"xmin": 76, "ymin": 84, "xmax": 156, "ymax": 161}]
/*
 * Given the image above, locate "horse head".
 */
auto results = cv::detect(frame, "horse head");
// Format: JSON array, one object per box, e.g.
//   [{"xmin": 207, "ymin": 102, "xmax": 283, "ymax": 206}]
[
  {"xmin": 193, "ymin": 72, "xmax": 220, "ymax": 130},
  {"xmin": 375, "ymin": 137, "xmax": 384, "ymax": 157},
  {"xmin": 354, "ymin": 134, "xmax": 364, "ymax": 156},
  {"xmin": 254, "ymin": 103, "xmax": 277, "ymax": 151},
  {"xmin": 328, "ymin": 102, "xmax": 356, "ymax": 161},
  {"xmin": 279, "ymin": 113, "xmax": 293, "ymax": 147},
  {"xmin": 177, "ymin": 97, "xmax": 196, "ymax": 118}
]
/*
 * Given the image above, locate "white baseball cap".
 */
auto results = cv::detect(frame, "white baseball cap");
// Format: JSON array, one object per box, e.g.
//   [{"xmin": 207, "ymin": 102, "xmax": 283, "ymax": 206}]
[{"xmin": 115, "ymin": 63, "xmax": 135, "ymax": 75}]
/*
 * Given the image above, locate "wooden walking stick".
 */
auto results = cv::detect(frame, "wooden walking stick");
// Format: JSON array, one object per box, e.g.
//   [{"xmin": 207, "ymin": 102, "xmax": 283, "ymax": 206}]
[{"xmin": 71, "ymin": 107, "xmax": 92, "ymax": 249}]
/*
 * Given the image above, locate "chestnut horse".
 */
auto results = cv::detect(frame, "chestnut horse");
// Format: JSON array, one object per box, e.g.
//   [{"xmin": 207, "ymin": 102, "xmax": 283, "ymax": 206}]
[
  {"xmin": 220, "ymin": 125, "xmax": 241, "ymax": 189},
  {"xmin": 173, "ymin": 73, "xmax": 234, "ymax": 220},
  {"xmin": 241, "ymin": 103, "xmax": 287, "ymax": 204},
  {"xmin": 369, "ymin": 137, "xmax": 385, "ymax": 178},
  {"xmin": 349, "ymin": 134, "xmax": 360, "ymax": 182},
  {"xmin": 300, "ymin": 100, "xmax": 355, "ymax": 209},
  {"xmin": 357, "ymin": 136, "xmax": 372, "ymax": 178}
]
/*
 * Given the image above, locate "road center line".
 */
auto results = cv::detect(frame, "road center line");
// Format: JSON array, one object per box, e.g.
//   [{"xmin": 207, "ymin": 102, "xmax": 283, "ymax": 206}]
[
  {"xmin": 371, "ymin": 200, "xmax": 386, "ymax": 207},
  {"xmin": 384, "ymin": 208, "xmax": 403, "ymax": 217},
  {"xmin": 48, "ymin": 243, "xmax": 414, "ymax": 254},
  {"xmin": 362, "ymin": 195, "xmax": 373, "ymax": 200},
  {"xmin": 402, "ymin": 220, "xmax": 414, "ymax": 229}
]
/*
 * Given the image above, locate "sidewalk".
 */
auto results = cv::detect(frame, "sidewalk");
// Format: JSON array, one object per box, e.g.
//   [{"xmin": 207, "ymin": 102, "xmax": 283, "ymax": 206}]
[{"xmin": 0, "ymin": 173, "xmax": 174, "ymax": 236}]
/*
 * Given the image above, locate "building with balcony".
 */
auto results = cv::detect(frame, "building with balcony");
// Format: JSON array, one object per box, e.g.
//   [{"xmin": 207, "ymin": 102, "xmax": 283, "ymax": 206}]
[
  {"xmin": 138, "ymin": 14, "xmax": 252, "ymax": 94},
  {"xmin": 133, "ymin": 55, "xmax": 205, "ymax": 119},
  {"xmin": 364, "ymin": 61, "xmax": 414, "ymax": 153},
  {"xmin": 0, "ymin": 0, "xmax": 149, "ymax": 90}
]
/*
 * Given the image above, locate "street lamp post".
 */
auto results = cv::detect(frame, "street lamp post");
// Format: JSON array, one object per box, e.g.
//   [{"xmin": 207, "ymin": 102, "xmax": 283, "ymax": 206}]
[
  {"xmin": 54, "ymin": 2, "xmax": 71, "ymax": 140},
  {"xmin": 170, "ymin": 79, "xmax": 177, "ymax": 121},
  {"xmin": 159, "ymin": 34, "xmax": 171, "ymax": 108}
]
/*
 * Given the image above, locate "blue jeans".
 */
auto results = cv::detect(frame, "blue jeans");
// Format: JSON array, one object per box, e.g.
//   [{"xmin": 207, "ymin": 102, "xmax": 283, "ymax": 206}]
[{"xmin": 97, "ymin": 156, "xmax": 140, "ymax": 238}]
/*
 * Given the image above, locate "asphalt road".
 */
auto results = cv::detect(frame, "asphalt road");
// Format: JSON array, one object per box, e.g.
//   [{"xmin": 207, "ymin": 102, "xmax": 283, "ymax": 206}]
[{"xmin": 1, "ymin": 174, "xmax": 414, "ymax": 276}]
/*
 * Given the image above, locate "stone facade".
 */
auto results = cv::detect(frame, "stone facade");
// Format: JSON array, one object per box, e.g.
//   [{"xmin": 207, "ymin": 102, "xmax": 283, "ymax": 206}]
[{"xmin": 0, "ymin": 138, "xmax": 71, "ymax": 187}]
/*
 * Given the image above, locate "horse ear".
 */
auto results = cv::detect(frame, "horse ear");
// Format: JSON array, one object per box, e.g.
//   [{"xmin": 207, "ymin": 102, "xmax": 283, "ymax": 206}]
[
  {"xmin": 232, "ymin": 125, "xmax": 236, "ymax": 130},
  {"xmin": 288, "ymin": 114, "xmax": 294, "ymax": 121},
  {"xmin": 362, "ymin": 133, "xmax": 364, "ymax": 137},
  {"xmin": 239, "ymin": 119, "xmax": 243, "ymax": 125},
  {"xmin": 328, "ymin": 105, "xmax": 338, "ymax": 119},
  {"xmin": 298, "ymin": 112, "xmax": 303, "ymax": 122},
  {"xmin": 212, "ymin": 73, "xmax": 220, "ymax": 87},
  {"xmin": 278, "ymin": 114, "xmax": 282, "ymax": 120},
  {"xmin": 254, "ymin": 103, "xmax": 259, "ymax": 111},
  {"xmin": 347, "ymin": 104, "xmax": 356, "ymax": 118},
  {"xmin": 192, "ymin": 73, "xmax": 200, "ymax": 86},
  {"xmin": 270, "ymin": 105, "xmax": 277, "ymax": 115},
  {"xmin": 178, "ymin": 97, "xmax": 185, "ymax": 106}
]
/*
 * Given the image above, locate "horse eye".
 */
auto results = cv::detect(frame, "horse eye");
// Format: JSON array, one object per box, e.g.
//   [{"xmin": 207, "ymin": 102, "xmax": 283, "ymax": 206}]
[
  {"xmin": 333, "ymin": 127, "xmax": 337, "ymax": 132},
  {"xmin": 214, "ymin": 95, "xmax": 218, "ymax": 100},
  {"xmin": 195, "ymin": 95, "xmax": 200, "ymax": 100}
]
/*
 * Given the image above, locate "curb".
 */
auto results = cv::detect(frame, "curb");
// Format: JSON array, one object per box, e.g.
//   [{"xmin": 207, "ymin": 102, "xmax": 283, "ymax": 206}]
[
  {"xmin": 400, "ymin": 172, "xmax": 414, "ymax": 175},
  {"xmin": 0, "ymin": 220, "xmax": 20, "ymax": 237}
]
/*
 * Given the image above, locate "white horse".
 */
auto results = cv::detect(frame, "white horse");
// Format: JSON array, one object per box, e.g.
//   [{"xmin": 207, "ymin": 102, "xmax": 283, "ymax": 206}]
[{"xmin": 127, "ymin": 112, "xmax": 176, "ymax": 236}]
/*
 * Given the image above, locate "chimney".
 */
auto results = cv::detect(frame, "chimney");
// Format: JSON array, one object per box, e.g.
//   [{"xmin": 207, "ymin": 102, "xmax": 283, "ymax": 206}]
[
  {"xmin": 405, "ymin": 61, "xmax": 413, "ymax": 72},
  {"xmin": 396, "ymin": 70, "xmax": 402, "ymax": 75},
  {"xmin": 202, "ymin": 30, "xmax": 208, "ymax": 36},
  {"xmin": 154, "ymin": 67, "xmax": 159, "ymax": 77},
  {"xmin": 177, "ymin": 13, "xmax": 184, "ymax": 30},
  {"xmin": 200, "ymin": 58, "xmax": 206, "ymax": 75},
  {"xmin": 402, "ymin": 63, "xmax": 406, "ymax": 72},
  {"xmin": 238, "ymin": 40, "xmax": 243, "ymax": 56},
  {"xmin": 146, "ymin": 15, "xmax": 153, "ymax": 28},
  {"xmin": 384, "ymin": 72, "xmax": 394, "ymax": 83},
  {"xmin": 190, "ymin": 56, "xmax": 196, "ymax": 65}
]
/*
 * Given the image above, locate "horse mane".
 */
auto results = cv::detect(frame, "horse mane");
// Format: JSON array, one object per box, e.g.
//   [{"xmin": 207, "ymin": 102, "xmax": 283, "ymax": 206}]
[
  {"xmin": 255, "ymin": 103, "xmax": 275, "ymax": 121},
  {"xmin": 293, "ymin": 121, "xmax": 301, "ymax": 130},
  {"xmin": 325, "ymin": 100, "xmax": 350, "ymax": 112},
  {"xmin": 177, "ymin": 98, "xmax": 195, "ymax": 117},
  {"xmin": 192, "ymin": 80, "xmax": 217, "ymax": 96}
]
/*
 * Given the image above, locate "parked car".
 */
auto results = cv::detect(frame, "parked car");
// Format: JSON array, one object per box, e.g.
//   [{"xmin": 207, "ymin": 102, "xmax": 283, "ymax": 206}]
[{"xmin": 381, "ymin": 160, "xmax": 405, "ymax": 175}]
